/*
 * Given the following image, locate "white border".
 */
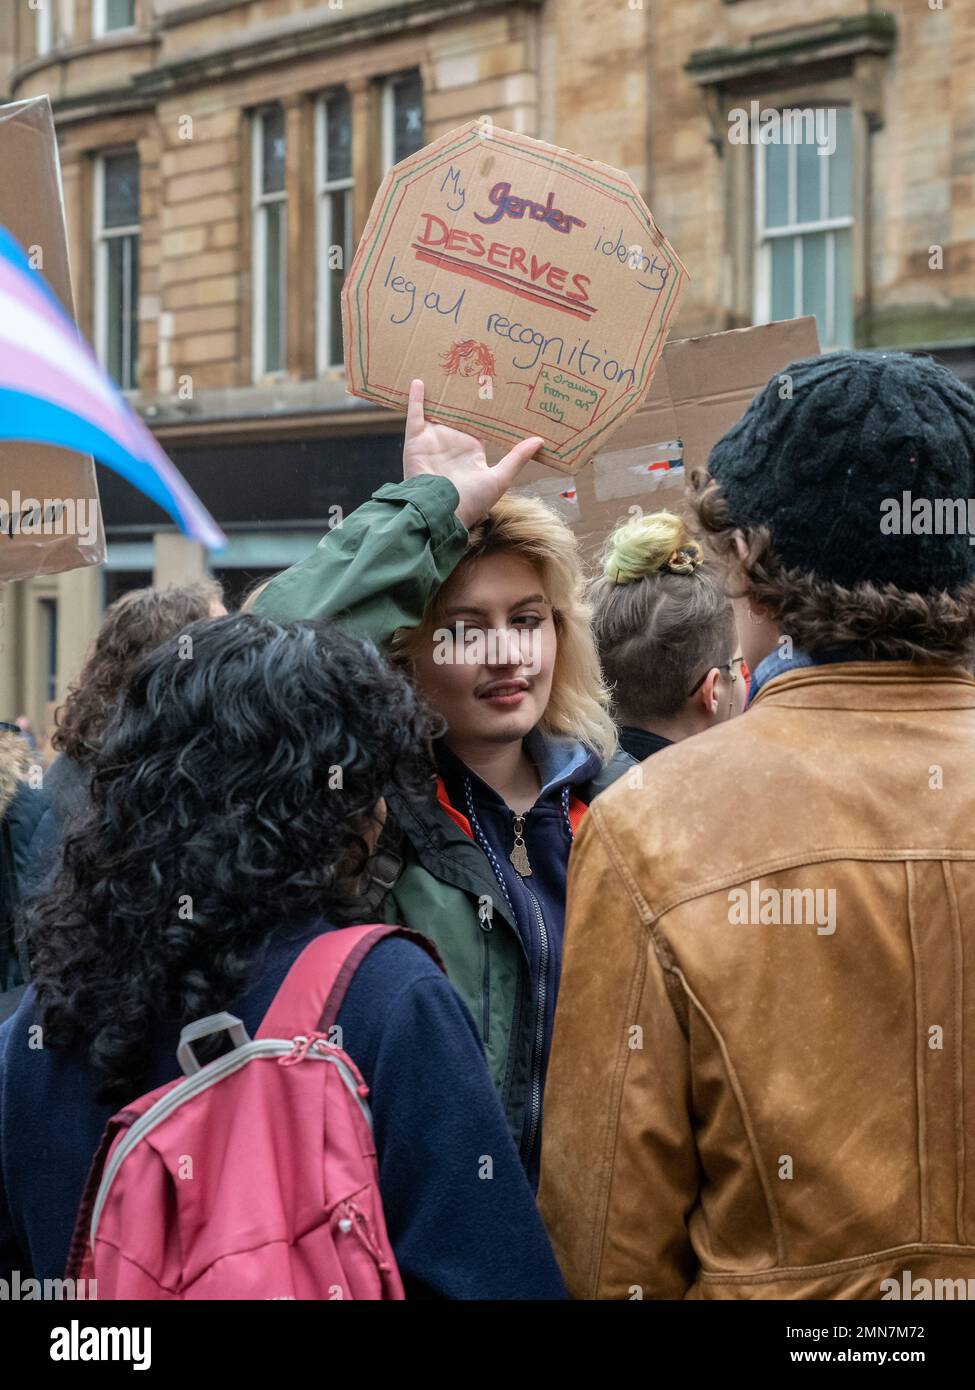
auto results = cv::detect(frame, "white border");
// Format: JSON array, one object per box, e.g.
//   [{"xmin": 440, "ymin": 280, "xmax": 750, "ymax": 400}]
[
  {"xmin": 93, "ymin": 151, "xmax": 140, "ymax": 389},
  {"xmin": 252, "ymin": 108, "xmax": 288, "ymax": 381}
]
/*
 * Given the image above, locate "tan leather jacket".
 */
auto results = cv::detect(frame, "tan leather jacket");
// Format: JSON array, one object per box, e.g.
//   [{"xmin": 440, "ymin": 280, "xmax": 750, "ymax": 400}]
[{"xmin": 539, "ymin": 663, "xmax": 975, "ymax": 1299}]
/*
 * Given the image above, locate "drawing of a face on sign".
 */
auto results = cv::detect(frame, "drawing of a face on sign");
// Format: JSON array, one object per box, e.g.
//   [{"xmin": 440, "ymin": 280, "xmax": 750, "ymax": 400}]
[
  {"xmin": 342, "ymin": 122, "xmax": 688, "ymax": 474},
  {"xmin": 440, "ymin": 339, "xmax": 497, "ymax": 379}
]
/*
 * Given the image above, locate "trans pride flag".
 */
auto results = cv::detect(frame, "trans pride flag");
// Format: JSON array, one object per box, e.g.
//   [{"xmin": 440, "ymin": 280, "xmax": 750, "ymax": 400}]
[{"xmin": 0, "ymin": 225, "xmax": 225, "ymax": 549}]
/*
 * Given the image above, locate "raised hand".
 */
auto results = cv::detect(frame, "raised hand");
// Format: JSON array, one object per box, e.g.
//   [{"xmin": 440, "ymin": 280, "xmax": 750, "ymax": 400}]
[{"xmin": 403, "ymin": 379, "xmax": 545, "ymax": 529}]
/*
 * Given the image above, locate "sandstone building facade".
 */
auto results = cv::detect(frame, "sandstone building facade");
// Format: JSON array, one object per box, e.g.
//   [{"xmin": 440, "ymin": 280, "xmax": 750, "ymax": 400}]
[{"xmin": 2, "ymin": 0, "xmax": 972, "ymax": 744}]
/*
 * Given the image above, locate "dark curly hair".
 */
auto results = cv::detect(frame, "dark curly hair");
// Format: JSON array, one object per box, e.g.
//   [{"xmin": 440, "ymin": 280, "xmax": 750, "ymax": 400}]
[
  {"xmin": 52, "ymin": 580, "xmax": 224, "ymax": 765},
  {"xmin": 688, "ymin": 469, "xmax": 975, "ymax": 664},
  {"xmin": 27, "ymin": 614, "xmax": 440, "ymax": 1103}
]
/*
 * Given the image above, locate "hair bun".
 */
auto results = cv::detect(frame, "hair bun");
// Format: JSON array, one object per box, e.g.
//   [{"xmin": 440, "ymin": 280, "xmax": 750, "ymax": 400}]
[{"xmin": 602, "ymin": 511, "xmax": 703, "ymax": 585}]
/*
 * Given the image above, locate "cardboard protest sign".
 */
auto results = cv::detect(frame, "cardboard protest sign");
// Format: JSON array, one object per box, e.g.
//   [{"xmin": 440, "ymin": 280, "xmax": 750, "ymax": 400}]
[
  {"xmin": 343, "ymin": 121, "xmax": 687, "ymax": 473},
  {"xmin": 0, "ymin": 96, "xmax": 105, "ymax": 583},
  {"xmin": 511, "ymin": 316, "xmax": 821, "ymax": 560}
]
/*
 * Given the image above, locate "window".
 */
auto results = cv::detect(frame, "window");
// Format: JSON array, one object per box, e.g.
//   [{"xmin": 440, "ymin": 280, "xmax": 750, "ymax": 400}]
[
  {"xmin": 94, "ymin": 151, "xmax": 140, "ymax": 391},
  {"xmin": 382, "ymin": 71, "xmax": 424, "ymax": 171},
  {"xmin": 36, "ymin": 0, "xmax": 55, "ymax": 56},
  {"xmin": 755, "ymin": 106, "xmax": 853, "ymax": 349},
  {"xmin": 252, "ymin": 106, "xmax": 287, "ymax": 378},
  {"xmin": 316, "ymin": 91, "xmax": 353, "ymax": 371},
  {"xmin": 94, "ymin": 0, "xmax": 136, "ymax": 36}
]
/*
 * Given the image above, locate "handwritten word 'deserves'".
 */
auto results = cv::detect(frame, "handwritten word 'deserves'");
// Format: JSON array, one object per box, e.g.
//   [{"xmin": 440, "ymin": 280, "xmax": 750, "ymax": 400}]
[
  {"xmin": 414, "ymin": 214, "xmax": 592, "ymax": 311},
  {"xmin": 473, "ymin": 182, "xmax": 586, "ymax": 235}
]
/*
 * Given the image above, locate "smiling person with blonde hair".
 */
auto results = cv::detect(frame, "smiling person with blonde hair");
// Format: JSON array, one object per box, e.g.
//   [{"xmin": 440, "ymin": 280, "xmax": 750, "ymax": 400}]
[
  {"xmin": 254, "ymin": 381, "xmax": 633, "ymax": 1184},
  {"xmin": 591, "ymin": 510, "xmax": 746, "ymax": 761}
]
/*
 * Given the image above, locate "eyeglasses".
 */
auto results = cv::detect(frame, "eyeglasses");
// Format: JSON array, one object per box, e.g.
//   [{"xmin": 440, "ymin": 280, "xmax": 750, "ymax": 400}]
[{"xmin": 686, "ymin": 655, "xmax": 745, "ymax": 698}]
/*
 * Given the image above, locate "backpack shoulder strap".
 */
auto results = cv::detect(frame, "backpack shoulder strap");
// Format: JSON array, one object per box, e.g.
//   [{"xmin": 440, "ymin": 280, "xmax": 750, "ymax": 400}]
[{"xmin": 256, "ymin": 925, "xmax": 443, "ymax": 1041}]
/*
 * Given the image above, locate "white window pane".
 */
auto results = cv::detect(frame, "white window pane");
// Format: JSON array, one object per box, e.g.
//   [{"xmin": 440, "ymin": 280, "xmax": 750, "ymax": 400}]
[
  {"xmin": 771, "ymin": 238, "xmax": 795, "ymax": 321},
  {"xmin": 264, "ymin": 203, "xmax": 286, "ymax": 372},
  {"xmin": 800, "ymin": 232, "xmax": 827, "ymax": 342},
  {"xmin": 106, "ymin": 0, "xmax": 135, "ymax": 30},
  {"xmin": 828, "ymin": 108, "xmax": 852, "ymax": 219},
  {"xmin": 104, "ymin": 151, "xmax": 139, "ymax": 228},
  {"xmin": 261, "ymin": 108, "xmax": 286, "ymax": 196},
  {"xmin": 833, "ymin": 228, "xmax": 853, "ymax": 347},
  {"xmin": 324, "ymin": 93, "xmax": 352, "ymax": 183},
  {"xmin": 106, "ymin": 233, "xmax": 139, "ymax": 389},
  {"xmin": 764, "ymin": 141, "xmax": 789, "ymax": 229},
  {"xmin": 796, "ymin": 133, "xmax": 821, "ymax": 224}
]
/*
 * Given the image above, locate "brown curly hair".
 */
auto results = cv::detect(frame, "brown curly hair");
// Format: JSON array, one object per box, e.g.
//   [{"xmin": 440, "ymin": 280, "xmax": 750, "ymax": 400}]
[
  {"xmin": 52, "ymin": 580, "xmax": 224, "ymax": 765},
  {"xmin": 688, "ymin": 469, "xmax": 975, "ymax": 665}
]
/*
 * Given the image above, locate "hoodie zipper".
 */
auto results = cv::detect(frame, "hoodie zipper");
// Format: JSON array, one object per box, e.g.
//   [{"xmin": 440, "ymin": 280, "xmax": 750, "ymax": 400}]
[
  {"xmin": 461, "ymin": 777, "xmax": 552, "ymax": 1169},
  {"xmin": 509, "ymin": 809, "xmax": 548, "ymax": 1164},
  {"xmin": 477, "ymin": 896, "xmax": 493, "ymax": 1043},
  {"xmin": 510, "ymin": 814, "xmax": 532, "ymax": 877},
  {"xmin": 521, "ymin": 871, "xmax": 549, "ymax": 1165}
]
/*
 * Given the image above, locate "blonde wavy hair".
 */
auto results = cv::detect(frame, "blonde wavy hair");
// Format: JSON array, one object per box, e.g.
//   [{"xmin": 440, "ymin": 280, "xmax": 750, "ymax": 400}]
[{"xmin": 392, "ymin": 493, "xmax": 617, "ymax": 763}]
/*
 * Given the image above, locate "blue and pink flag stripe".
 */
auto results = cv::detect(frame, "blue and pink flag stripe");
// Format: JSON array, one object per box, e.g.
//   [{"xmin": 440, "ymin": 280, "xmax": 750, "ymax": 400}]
[{"xmin": 0, "ymin": 225, "xmax": 225, "ymax": 550}]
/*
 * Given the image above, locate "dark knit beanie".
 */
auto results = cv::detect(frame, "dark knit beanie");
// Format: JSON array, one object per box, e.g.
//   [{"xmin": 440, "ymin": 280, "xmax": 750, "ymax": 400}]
[{"xmin": 707, "ymin": 350, "xmax": 975, "ymax": 592}]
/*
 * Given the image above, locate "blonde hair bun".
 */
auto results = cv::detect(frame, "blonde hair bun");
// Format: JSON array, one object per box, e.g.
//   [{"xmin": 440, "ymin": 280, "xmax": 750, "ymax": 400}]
[{"xmin": 602, "ymin": 511, "xmax": 703, "ymax": 585}]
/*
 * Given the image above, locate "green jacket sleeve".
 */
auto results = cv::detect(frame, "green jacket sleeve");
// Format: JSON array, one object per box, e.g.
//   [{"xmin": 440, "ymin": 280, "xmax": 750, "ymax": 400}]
[{"xmin": 251, "ymin": 475, "xmax": 469, "ymax": 648}]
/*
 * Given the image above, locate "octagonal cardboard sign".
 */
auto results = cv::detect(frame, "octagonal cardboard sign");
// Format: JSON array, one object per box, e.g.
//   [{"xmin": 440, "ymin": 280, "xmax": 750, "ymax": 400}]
[{"xmin": 342, "ymin": 122, "xmax": 687, "ymax": 474}]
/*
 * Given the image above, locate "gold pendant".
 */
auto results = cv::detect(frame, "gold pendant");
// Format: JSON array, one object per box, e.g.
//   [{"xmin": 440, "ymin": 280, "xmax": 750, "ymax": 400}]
[{"xmin": 510, "ymin": 839, "xmax": 532, "ymax": 878}]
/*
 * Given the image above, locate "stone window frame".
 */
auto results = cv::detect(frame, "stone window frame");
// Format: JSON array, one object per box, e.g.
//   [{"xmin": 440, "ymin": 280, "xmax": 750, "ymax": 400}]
[
  {"xmin": 380, "ymin": 69, "xmax": 425, "ymax": 175},
  {"xmin": 92, "ymin": 147, "xmax": 141, "ymax": 393},
  {"xmin": 93, "ymin": 0, "xmax": 138, "ymax": 40},
  {"xmin": 239, "ymin": 58, "xmax": 433, "ymax": 385},
  {"xmin": 718, "ymin": 73, "xmax": 868, "ymax": 343},
  {"xmin": 687, "ymin": 17, "xmax": 895, "ymax": 343},
  {"xmin": 250, "ymin": 103, "xmax": 289, "ymax": 383},
  {"xmin": 752, "ymin": 102, "xmax": 856, "ymax": 349},
  {"xmin": 315, "ymin": 89, "xmax": 355, "ymax": 375}
]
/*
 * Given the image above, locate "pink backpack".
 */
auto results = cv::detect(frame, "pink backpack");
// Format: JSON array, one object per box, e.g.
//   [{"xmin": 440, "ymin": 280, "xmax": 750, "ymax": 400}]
[{"xmin": 66, "ymin": 924, "xmax": 441, "ymax": 1299}]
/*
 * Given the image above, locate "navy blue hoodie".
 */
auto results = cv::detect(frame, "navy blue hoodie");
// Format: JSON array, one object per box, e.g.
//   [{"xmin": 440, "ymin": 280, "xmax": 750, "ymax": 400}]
[
  {"xmin": 437, "ymin": 728, "xmax": 603, "ymax": 1186},
  {"xmin": 0, "ymin": 921, "xmax": 565, "ymax": 1300}
]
